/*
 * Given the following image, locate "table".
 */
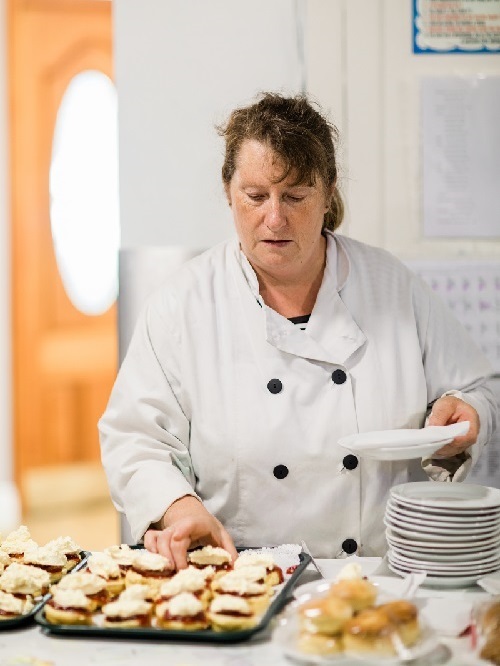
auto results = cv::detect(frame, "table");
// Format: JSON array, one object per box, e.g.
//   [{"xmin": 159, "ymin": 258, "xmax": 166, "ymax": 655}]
[{"xmin": 0, "ymin": 559, "xmax": 494, "ymax": 666}]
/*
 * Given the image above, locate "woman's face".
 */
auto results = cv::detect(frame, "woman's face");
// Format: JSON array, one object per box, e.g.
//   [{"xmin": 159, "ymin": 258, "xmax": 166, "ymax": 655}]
[{"xmin": 226, "ymin": 139, "xmax": 332, "ymax": 284}]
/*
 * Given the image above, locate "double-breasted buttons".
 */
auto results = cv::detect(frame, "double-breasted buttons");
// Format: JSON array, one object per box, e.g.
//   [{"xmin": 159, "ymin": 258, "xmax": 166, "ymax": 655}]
[
  {"xmin": 342, "ymin": 454, "xmax": 358, "ymax": 471},
  {"xmin": 341, "ymin": 538, "xmax": 358, "ymax": 555},
  {"xmin": 331, "ymin": 369, "xmax": 347, "ymax": 385},
  {"xmin": 273, "ymin": 465, "xmax": 289, "ymax": 479},
  {"xmin": 267, "ymin": 379, "xmax": 283, "ymax": 394}
]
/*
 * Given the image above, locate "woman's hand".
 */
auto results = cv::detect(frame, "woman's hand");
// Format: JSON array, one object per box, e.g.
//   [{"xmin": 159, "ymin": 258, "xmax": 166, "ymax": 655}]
[
  {"xmin": 428, "ymin": 395, "xmax": 480, "ymax": 459},
  {"xmin": 143, "ymin": 495, "xmax": 238, "ymax": 570}
]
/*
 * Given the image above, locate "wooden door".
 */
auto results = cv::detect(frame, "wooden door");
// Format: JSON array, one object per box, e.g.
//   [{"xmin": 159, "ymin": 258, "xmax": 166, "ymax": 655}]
[{"xmin": 9, "ymin": 0, "xmax": 116, "ymax": 493}]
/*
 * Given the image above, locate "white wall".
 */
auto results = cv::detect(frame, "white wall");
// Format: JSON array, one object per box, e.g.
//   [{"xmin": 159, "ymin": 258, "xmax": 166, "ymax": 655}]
[{"xmin": 115, "ymin": 0, "xmax": 500, "ymax": 261}]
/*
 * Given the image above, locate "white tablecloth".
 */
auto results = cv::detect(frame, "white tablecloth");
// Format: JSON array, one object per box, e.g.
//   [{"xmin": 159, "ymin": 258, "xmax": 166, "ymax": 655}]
[{"xmin": 0, "ymin": 559, "xmax": 494, "ymax": 666}]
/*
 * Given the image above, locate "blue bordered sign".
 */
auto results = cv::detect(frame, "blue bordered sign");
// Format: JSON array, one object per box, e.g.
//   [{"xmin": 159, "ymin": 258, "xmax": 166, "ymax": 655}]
[{"xmin": 413, "ymin": 0, "xmax": 500, "ymax": 54}]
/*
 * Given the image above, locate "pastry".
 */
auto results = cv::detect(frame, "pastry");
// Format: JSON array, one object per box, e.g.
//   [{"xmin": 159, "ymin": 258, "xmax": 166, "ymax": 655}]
[
  {"xmin": 87, "ymin": 553, "xmax": 125, "ymax": 597},
  {"xmin": 187, "ymin": 546, "xmax": 233, "ymax": 577},
  {"xmin": 155, "ymin": 592, "xmax": 209, "ymax": 630},
  {"xmin": 328, "ymin": 578, "xmax": 377, "ymax": 612},
  {"xmin": 233, "ymin": 552, "xmax": 283, "ymax": 586},
  {"xmin": 0, "ymin": 590, "xmax": 33, "ymax": 620},
  {"xmin": 481, "ymin": 636, "xmax": 500, "ymax": 665},
  {"xmin": 480, "ymin": 600, "xmax": 500, "ymax": 638},
  {"xmin": 229, "ymin": 564, "xmax": 268, "ymax": 586},
  {"xmin": 343, "ymin": 607, "xmax": 397, "ymax": 657},
  {"xmin": 102, "ymin": 597, "xmax": 152, "ymax": 628},
  {"xmin": 45, "ymin": 536, "xmax": 82, "ymax": 571},
  {"xmin": 211, "ymin": 572, "xmax": 270, "ymax": 615},
  {"xmin": 298, "ymin": 595, "xmax": 353, "ymax": 636},
  {"xmin": 156, "ymin": 567, "xmax": 212, "ymax": 607},
  {"xmin": 54, "ymin": 571, "xmax": 109, "ymax": 610},
  {"xmin": 0, "ymin": 550, "xmax": 11, "ymax": 572},
  {"xmin": 24, "ymin": 546, "xmax": 68, "ymax": 583},
  {"xmin": 0, "ymin": 526, "xmax": 38, "ymax": 562},
  {"xmin": 104, "ymin": 544, "xmax": 135, "ymax": 573},
  {"xmin": 207, "ymin": 593, "xmax": 256, "ymax": 631},
  {"xmin": 0, "ymin": 562, "xmax": 50, "ymax": 598},
  {"xmin": 378, "ymin": 600, "xmax": 420, "ymax": 646},
  {"xmin": 125, "ymin": 552, "xmax": 175, "ymax": 596},
  {"xmin": 45, "ymin": 588, "xmax": 93, "ymax": 625},
  {"xmin": 119, "ymin": 583, "xmax": 155, "ymax": 603}
]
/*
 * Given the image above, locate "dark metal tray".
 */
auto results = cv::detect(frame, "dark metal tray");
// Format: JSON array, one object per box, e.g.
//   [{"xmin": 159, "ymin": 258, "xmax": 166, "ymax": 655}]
[
  {"xmin": 0, "ymin": 551, "xmax": 90, "ymax": 630},
  {"xmin": 35, "ymin": 549, "xmax": 311, "ymax": 643}
]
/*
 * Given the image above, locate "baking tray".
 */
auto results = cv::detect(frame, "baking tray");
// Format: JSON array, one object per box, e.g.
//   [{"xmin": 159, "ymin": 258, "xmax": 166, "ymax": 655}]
[
  {"xmin": 0, "ymin": 551, "xmax": 90, "ymax": 630},
  {"xmin": 35, "ymin": 548, "xmax": 312, "ymax": 643}
]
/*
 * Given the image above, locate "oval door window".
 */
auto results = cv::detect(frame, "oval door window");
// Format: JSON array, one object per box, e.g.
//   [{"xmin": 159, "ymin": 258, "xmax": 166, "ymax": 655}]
[{"xmin": 49, "ymin": 70, "xmax": 120, "ymax": 316}]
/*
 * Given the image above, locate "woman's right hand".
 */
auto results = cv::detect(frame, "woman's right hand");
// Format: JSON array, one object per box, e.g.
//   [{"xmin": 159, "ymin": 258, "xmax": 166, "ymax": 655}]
[{"xmin": 143, "ymin": 495, "xmax": 238, "ymax": 570}]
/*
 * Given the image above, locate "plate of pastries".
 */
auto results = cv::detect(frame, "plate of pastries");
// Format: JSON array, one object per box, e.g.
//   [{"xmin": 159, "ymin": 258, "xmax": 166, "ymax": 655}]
[
  {"xmin": 273, "ymin": 564, "xmax": 439, "ymax": 664},
  {"xmin": 36, "ymin": 544, "xmax": 311, "ymax": 642},
  {"xmin": 0, "ymin": 525, "xmax": 86, "ymax": 628}
]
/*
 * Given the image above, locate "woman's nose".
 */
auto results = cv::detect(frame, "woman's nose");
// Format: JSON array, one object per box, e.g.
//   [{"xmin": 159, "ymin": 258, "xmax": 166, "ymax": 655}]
[{"xmin": 265, "ymin": 197, "xmax": 286, "ymax": 230}]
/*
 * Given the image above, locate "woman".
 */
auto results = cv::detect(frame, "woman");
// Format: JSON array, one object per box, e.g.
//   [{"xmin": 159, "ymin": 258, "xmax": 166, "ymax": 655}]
[{"xmin": 99, "ymin": 93, "xmax": 497, "ymax": 567}]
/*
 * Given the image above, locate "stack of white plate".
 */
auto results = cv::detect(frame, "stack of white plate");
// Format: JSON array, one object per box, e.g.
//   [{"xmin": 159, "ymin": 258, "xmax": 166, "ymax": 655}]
[{"xmin": 385, "ymin": 482, "xmax": 500, "ymax": 588}]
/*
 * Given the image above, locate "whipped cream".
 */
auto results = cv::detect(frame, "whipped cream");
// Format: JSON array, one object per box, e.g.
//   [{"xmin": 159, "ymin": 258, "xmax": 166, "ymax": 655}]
[
  {"xmin": 132, "ymin": 552, "xmax": 173, "ymax": 573},
  {"xmin": 52, "ymin": 588, "xmax": 93, "ymax": 610},
  {"xmin": 104, "ymin": 544, "xmax": 135, "ymax": 565},
  {"xmin": 0, "ymin": 562, "xmax": 50, "ymax": 594},
  {"xmin": 45, "ymin": 536, "xmax": 81, "ymax": 555},
  {"xmin": 159, "ymin": 569, "xmax": 206, "ymax": 597},
  {"xmin": 0, "ymin": 590, "xmax": 33, "ymax": 615},
  {"xmin": 87, "ymin": 553, "xmax": 121, "ymax": 579},
  {"xmin": 102, "ymin": 597, "xmax": 151, "ymax": 618},
  {"xmin": 0, "ymin": 551, "xmax": 11, "ymax": 567},
  {"xmin": 24, "ymin": 546, "xmax": 67, "ymax": 568},
  {"xmin": 188, "ymin": 546, "xmax": 232, "ymax": 566},
  {"xmin": 119, "ymin": 584, "xmax": 151, "ymax": 601},
  {"xmin": 229, "ymin": 565, "xmax": 267, "ymax": 583},
  {"xmin": 234, "ymin": 553, "xmax": 275, "ymax": 570},
  {"xmin": 210, "ymin": 594, "xmax": 251, "ymax": 615},
  {"xmin": 334, "ymin": 561, "xmax": 363, "ymax": 582},
  {"xmin": 56, "ymin": 572, "xmax": 106, "ymax": 595},
  {"xmin": 164, "ymin": 592, "xmax": 204, "ymax": 617},
  {"xmin": 214, "ymin": 572, "xmax": 267, "ymax": 596}
]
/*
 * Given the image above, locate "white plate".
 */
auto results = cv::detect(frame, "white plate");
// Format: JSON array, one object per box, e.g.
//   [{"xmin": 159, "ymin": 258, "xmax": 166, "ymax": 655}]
[
  {"xmin": 388, "ymin": 550, "xmax": 500, "ymax": 574},
  {"xmin": 387, "ymin": 560, "xmax": 496, "ymax": 588},
  {"xmin": 385, "ymin": 505, "xmax": 500, "ymax": 531},
  {"xmin": 273, "ymin": 600, "xmax": 440, "ymax": 665},
  {"xmin": 387, "ymin": 499, "xmax": 500, "ymax": 524},
  {"xmin": 389, "ymin": 495, "xmax": 500, "ymax": 516},
  {"xmin": 385, "ymin": 527, "xmax": 500, "ymax": 550},
  {"xmin": 384, "ymin": 512, "xmax": 500, "ymax": 537},
  {"xmin": 390, "ymin": 482, "xmax": 500, "ymax": 510},
  {"xmin": 392, "ymin": 544, "xmax": 500, "ymax": 563},
  {"xmin": 338, "ymin": 422, "xmax": 468, "ymax": 449},
  {"xmin": 384, "ymin": 519, "xmax": 500, "ymax": 542}
]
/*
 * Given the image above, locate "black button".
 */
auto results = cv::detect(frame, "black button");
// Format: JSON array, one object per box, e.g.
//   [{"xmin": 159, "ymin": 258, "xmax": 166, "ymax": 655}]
[
  {"xmin": 332, "ymin": 369, "xmax": 347, "ymax": 384},
  {"xmin": 342, "ymin": 454, "xmax": 358, "ymax": 470},
  {"xmin": 273, "ymin": 465, "xmax": 289, "ymax": 479},
  {"xmin": 341, "ymin": 538, "xmax": 358, "ymax": 554},
  {"xmin": 267, "ymin": 379, "xmax": 283, "ymax": 394}
]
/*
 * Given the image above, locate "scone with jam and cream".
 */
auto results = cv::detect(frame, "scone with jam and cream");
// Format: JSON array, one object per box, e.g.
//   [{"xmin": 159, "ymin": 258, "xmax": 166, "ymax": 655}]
[
  {"xmin": 0, "ymin": 562, "xmax": 50, "ymax": 599},
  {"xmin": 155, "ymin": 591, "xmax": 209, "ymax": 630},
  {"xmin": 102, "ymin": 597, "xmax": 152, "ymax": 628},
  {"xmin": 187, "ymin": 546, "xmax": 233, "ymax": 578},
  {"xmin": 125, "ymin": 552, "xmax": 175, "ymax": 595},
  {"xmin": 87, "ymin": 553, "xmax": 125, "ymax": 597},
  {"xmin": 233, "ymin": 552, "xmax": 283, "ymax": 586},
  {"xmin": 0, "ymin": 590, "xmax": 34, "ymax": 620},
  {"xmin": 45, "ymin": 536, "xmax": 82, "ymax": 571},
  {"xmin": 54, "ymin": 571, "xmax": 109, "ymax": 610},
  {"xmin": 0, "ymin": 526, "xmax": 38, "ymax": 562},
  {"xmin": 104, "ymin": 544, "xmax": 136, "ymax": 574},
  {"xmin": 45, "ymin": 588, "xmax": 93, "ymax": 625},
  {"xmin": 24, "ymin": 546, "xmax": 68, "ymax": 583},
  {"xmin": 211, "ymin": 572, "xmax": 270, "ymax": 615},
  {"xmin": 119, "ymin": 583, "xmax": 155, "ymax": 603},
  {"xmin": 207, "ymin": 594, "xmax": 256, "ymax": 631},
  {"xmin": 156, "ymin": 567, "xmax": 212, "ymax": 608}
]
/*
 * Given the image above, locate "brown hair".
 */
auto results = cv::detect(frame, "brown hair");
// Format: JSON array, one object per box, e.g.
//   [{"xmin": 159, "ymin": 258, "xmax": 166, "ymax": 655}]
[{"xmin": 217, "ymin": 92, "xmax": 343, "ymax": 232}]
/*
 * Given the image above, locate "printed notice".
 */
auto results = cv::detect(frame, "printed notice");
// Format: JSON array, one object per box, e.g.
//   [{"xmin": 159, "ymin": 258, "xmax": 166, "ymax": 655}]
[
  {"xmin": 413, "ymin": 0, "xmax": 500, "ymax": 53},
  {"xmin": 421, "ymin": 76, "xmax": 500, "ymax": 238}
]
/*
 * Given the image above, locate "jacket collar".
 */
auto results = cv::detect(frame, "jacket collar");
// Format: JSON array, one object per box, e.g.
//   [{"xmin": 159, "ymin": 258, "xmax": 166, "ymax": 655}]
[{"xmin": 234, "ymin": 232, "xmax": 366, "ymax": 366}]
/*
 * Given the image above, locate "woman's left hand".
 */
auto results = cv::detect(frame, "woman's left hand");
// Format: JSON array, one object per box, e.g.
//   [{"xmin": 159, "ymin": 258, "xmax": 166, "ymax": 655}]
[{"xmin": 428, "ymin": 395, "xmax": 479, "ymax": 459}]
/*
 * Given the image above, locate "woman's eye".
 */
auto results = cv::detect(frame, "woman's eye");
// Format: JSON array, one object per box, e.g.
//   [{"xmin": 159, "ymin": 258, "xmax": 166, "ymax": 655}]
[
  {"xmin": 247, "ymin": 193, "xmax": 265, "ymax": 201},
  {"xmin": 286, "ymin": 195, "xmax": 305, "ymax": 202}
]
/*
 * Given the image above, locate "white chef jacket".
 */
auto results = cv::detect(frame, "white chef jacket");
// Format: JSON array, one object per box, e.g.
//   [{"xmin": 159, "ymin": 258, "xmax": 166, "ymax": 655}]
[{"xmin": 99, "ymin": 232, "xmax": 497, "ymax": 557}]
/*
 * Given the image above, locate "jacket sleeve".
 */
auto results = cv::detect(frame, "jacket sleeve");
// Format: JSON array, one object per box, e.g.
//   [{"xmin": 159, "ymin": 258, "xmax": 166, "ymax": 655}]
[
  {"xmin": 99, "ymin": 291, "xmax": 199, "ymax": 542},
  {"xmin": 412, "ymin": 276, "xmax": 498, "ymax": 481}
]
